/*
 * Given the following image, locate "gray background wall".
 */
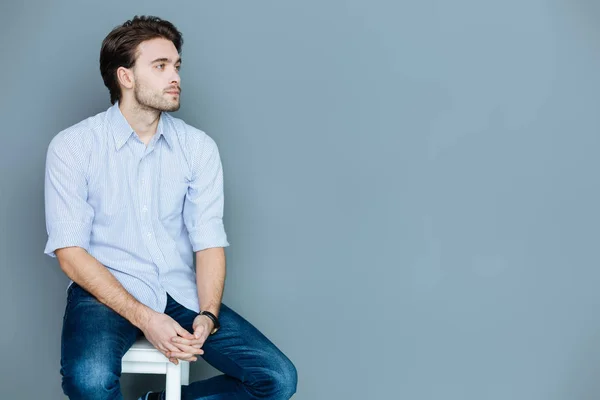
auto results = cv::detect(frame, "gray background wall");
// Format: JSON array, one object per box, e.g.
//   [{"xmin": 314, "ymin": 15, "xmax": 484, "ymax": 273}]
[{"xmin": 1, "ymin": 1, "xmax": 600, "ymax": 399}]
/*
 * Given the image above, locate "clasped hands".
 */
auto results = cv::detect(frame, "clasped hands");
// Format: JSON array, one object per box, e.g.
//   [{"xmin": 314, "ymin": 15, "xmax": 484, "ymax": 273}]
[{"xmin": 141, "ymin": 311, "xmax": 215, "ymax": 365}]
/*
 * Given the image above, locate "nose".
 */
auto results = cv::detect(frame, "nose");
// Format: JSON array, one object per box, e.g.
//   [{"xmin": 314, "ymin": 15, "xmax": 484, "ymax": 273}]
[{"xmin": 170, "ymin": 66, "xmax": 181, "ymax": 85}]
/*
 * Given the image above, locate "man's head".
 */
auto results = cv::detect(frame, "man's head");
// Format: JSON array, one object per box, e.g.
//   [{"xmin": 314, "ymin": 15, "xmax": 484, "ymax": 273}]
[{"xmin": 100, "ymin": 16, "xmax": 183, "ymax": 111}]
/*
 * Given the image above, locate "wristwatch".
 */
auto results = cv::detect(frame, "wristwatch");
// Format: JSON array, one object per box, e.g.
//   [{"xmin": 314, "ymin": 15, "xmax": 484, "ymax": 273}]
[{"xmin": 199, "ymin": 310, "xmax": 220, "ymax": 335}]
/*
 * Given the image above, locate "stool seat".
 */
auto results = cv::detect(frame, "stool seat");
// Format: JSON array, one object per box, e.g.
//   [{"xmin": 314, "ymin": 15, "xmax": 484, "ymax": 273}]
[{"xmin": 122, "ymin": 337, "xmax": 190, "ymax": 400}]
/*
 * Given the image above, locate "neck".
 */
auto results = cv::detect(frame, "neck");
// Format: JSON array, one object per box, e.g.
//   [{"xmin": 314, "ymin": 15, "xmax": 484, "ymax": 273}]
[{"xmin": 118, "ymin": 99, "xmax": 161, "ymax": 144}]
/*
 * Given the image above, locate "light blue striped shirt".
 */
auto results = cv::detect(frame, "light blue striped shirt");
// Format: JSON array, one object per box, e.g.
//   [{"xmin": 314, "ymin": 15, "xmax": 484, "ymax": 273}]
[{"xmin": 44, "ymin": 102, "xmax": 230, "ymax": 313}]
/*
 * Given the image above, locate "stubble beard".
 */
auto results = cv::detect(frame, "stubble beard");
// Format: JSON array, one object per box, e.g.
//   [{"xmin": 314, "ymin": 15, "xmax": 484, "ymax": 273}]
[{"xmin": 134, "ymin": 81, "xmax": 181, "ymax": 113}]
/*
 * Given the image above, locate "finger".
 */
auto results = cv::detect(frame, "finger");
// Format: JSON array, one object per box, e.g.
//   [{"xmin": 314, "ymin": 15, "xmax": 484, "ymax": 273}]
[
  {"xmin": 170, "ymin": 342, "xmax": 204, "ymax": 355},
  {"xmin": 168, "ymin": 351, "xmax": 198, "ymax": 361},
  {"xmin": 175, "ymin": 325, "xmax": 195, "ymax": 340},
  {"xmin": 152, "ymin": 341, "xmax": 181, "ymax": 364},
  {"xmin": 164, "ymin": 340, "xmax": 202, "ymax": 358},
  {"xmin": 171, "ymin": 344, "xmax": 204, "ymax": 354},
  {"xmin": 194, "ymin": 326, "xmax": 206, "ymax": 339},
  {"xmin": 161, "ymin": 341, "xmax": 181, "ymax": 354},
  {"xmin": 160, "ymin": 350, "xmax": 178, "ymax": 365},
  {"xmin": 171, "ymin": 336, "xmax": 205, "ymax": 347}
]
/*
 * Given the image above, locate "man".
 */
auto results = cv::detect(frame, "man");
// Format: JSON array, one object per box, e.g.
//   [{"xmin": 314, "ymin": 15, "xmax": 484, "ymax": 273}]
[{"xmin": 44, "ymin": 15, "xmax": 297, "ymax": 400}]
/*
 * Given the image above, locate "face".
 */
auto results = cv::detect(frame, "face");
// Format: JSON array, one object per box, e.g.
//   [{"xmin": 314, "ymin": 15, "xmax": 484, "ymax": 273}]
[{"xmin": 129, "ymin": 38, "xmax": 182, "ymax": 112}]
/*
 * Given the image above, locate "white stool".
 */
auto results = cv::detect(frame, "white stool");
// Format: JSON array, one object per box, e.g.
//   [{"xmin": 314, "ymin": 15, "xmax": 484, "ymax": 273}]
[{"xmin": 122, "ymin": 337, "xmax": 190, "ymax": 400}]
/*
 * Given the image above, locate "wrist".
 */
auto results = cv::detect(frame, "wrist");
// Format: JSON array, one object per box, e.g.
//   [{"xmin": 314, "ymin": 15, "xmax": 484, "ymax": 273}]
[
  {"xmin": 199, "ymin": 310, "xmax": 221, "ymax": 334},
  {"xmin": 201, "ymin": 314, "xmax": 215, "ymax": 330},
  {"xmin": 133, "ymin": 305, "xmax": 154, "ymax": 330}
]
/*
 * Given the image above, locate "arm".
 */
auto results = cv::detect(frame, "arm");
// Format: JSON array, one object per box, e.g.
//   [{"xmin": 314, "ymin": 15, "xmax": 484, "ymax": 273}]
[
  {"xmin": 56, "ymin": 247, "xmax": 200, "ymax": 365},
  {"xmin": 195, "ymin": 246, "xmax": 226, "ymax": 318},
  {"xmin": 168, "ymin": 246, "xmax": 227, "ymax": 358},
  {"xmin": 137, "ymin": 133, "xmax": 230, "ymax": 359},
  {"xmin": 182, "ymin": 134, "xmax": 230, "ymax": 317},
  {"xmin": 45, "ymin": 136, "xmax": 151, "ymax": 327},
  {"xmin": 55, "ymin": 246, "xmax": 152, "ymax": 329},
  {"xmin": 179, "ymin": 134, "xmax": 230, "ymax": 345},
  {"xmin": 56, "ymin": 247, "xmax": 199, "ymax": 363}
]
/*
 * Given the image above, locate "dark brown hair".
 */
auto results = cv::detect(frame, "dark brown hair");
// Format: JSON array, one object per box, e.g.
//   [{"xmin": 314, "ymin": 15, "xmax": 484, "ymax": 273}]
[{"xmin": 99, "ymin": 15, "xmax": 184, "ymax": 104}]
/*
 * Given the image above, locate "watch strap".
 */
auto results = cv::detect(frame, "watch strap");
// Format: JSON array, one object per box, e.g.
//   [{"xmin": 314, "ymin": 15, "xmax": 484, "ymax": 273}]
[{"xmin": 199, "ymin": 310, "xmax": 220, "ymax": 334}]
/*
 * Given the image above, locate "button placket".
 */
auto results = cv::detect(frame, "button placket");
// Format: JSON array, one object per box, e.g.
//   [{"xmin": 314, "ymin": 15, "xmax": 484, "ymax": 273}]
[
  {"xmin": 137, "ymin": 151, "xmax": 168, "ymax": 276},
  {"xmin": 139, "ymin": 157, "xmax": 153, "ymax": 241}
]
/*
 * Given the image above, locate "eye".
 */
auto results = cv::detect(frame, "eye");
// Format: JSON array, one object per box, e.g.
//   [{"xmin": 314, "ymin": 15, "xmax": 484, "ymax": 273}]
[{"xmin": 156, "ymin": 63, "xmax": 165, "ymax": 70}]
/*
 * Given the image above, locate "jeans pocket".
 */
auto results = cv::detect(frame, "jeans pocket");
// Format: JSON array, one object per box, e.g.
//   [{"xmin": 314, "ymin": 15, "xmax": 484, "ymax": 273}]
[
  {"xmin": 63, "ymin": 285, "xmax": 75, "ymax": 323},
  {"xmin": 66, "ymin": 283, "xmax": 76, "ymax": 304}
]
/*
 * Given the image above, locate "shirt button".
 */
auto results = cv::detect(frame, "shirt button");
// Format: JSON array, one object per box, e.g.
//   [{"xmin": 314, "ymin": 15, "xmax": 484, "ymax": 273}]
[
  {"xmin": 142, "ymin": 205, "xmax": 148, "ymax": 213},
  {"xmin": 147, "ymin": 232, "xmax": 152, "ymax": 238},
  {"xmin": 140, "ymin": 179, "xmax": 145, "ymax": 185}
]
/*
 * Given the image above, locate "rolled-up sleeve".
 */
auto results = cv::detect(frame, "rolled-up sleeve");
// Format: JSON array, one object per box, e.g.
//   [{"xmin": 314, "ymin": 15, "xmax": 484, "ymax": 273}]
[
  {"xmin": 183, "ymin": 134, "xmax": 230, "ymax": 252},
  {"xmin": 44, "ymin": 136, "xmax": 94, "ymax": 258}
]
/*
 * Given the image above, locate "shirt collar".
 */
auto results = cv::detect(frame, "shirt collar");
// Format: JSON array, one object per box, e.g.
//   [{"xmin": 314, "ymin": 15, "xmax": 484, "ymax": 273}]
[{"xmin": 108, "ymin": 101, "xmax": 173, "ymax": 151}]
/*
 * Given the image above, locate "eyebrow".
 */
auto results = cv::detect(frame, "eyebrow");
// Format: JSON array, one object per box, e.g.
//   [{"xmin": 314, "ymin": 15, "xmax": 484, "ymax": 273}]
[{"xmin": 150, "ymin": 57, "xmax": 182, "ymax": 64}]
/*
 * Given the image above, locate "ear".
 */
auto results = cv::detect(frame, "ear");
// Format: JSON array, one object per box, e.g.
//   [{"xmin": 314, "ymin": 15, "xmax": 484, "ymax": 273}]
[{"xmin": 116, "ymin": 66, "xmax": 135, "ymax": 90}]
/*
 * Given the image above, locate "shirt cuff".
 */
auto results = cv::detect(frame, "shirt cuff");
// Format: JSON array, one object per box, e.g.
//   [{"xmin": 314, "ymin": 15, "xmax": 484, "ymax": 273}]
[
  {"xmin": 44, "ymin": 220, "xmax": 92, "ymax": 258},
  {"xmin": 188, "ymin": 221, "xmax": 230, "ymax": 252}
]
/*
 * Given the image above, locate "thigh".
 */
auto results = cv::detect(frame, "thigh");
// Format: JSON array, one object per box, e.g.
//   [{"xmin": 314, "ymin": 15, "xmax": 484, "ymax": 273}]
[
  {"xmin": 60, "ymin": 283, "xmax": 140, "ymax": 396},
  {"xmin": 167, "ymin": 297, "xmax": 294, "ymax": 385}
]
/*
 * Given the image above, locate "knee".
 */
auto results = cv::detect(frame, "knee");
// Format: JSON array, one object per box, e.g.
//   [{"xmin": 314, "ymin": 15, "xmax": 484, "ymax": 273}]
[
  {"xmin": 62, "ymin": 359, "xmax": 120, "ymax": 399},
  {"xmin": 248, "ymin": 354, "xmax": 297, "ymax": 399},
  {"xmin": 276, "ymin": 357, "xmax": 298, "ymax": 399}
]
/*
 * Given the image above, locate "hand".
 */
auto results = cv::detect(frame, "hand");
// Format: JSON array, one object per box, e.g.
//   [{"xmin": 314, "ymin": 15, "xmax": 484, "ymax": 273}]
[
  {"xmin": 191, "ymin": 314, "xmax": 214, "ymax": 347},
  {"xmin": 168, "ymin": 314, "xmax": 213, "ymax": 360},
  {"xmin": 140, "ymin": 310, "xmax": 204, "ymax": 365}
]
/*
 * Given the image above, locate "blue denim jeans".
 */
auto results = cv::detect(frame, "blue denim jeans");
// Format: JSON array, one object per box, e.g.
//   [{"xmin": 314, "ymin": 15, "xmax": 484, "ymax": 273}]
[{"xmin": 60, "ymin": 283, "xmax": 297, "ymax": 399}]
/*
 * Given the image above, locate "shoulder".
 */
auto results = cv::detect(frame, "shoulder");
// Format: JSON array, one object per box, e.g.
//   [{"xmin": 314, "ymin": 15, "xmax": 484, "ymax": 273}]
[
  {"xmin": 164, "ymin": 113, "xmax": 219, "ymax": 152},
  {"xmin": 47, "ymin": 110, "xmax": 108, "ymax": 160}
]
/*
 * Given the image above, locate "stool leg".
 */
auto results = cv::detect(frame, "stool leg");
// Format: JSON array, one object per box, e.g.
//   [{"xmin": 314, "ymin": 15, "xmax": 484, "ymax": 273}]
[
  {"xmin": 181, "ymin": 361, "xmax": 190, "ymax": 386},
  {"xmin": 165, "ymin": 362, "xmax": 182, "ymax": 400}
]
